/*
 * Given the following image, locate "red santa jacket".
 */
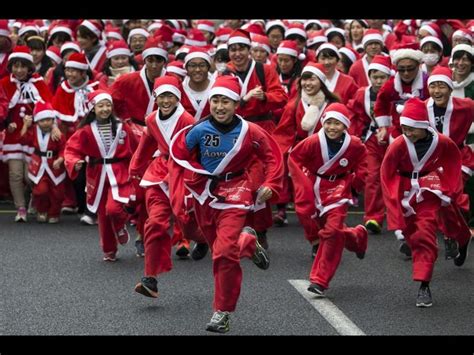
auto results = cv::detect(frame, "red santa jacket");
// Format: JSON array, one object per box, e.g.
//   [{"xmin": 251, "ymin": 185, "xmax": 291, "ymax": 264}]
[
  {"xmin": 168, "ymin": 116, "xmax": 283, "ymax": 223},
  {"xmin": 110, "ymin": 66, "xmax": 167, "ymax": 124},
  {"xmin": 273, "ymin": 96, "xmax": 329, "ymax": 154},
  {"xmin": 325, "ymin": 70, "xmax": 359, "ymax": 105},
  {"xmin": 288, "ymin": 128, "xmax": 367, "ymax": 218},
  {"xmin": 85, "ymin": 45, "xmax": 107, "ymax": 73},
  {"xmin": 0, "ymin": 52, "xmax": 10, "ymax": 80},
  {"xmin": 426, "ymin": 96, "xmax": 474, "ymax": 176},
  {"xmin": 347, "ymin": 85, "xmax": 376, "ymax": 141},
  {"xmin": 64, "ymin": 120, "xmax": 138, "ymax": 213},
  {"xmin": 21, "ymin": 125, "xmax": 66, "ymax": 185},
  {"xmin": 381, "ymin": 129, "xmax": 462, "ymax": 231},
  {"xmin": 0, "ymin": 73, "xmax": 53, "ymax": 161},
  {"xmin": 52, "ymin": 79, "xmax": 100, "ymax": 139},
  {"xmin": 179, "ymin": 76, "xmax": 212, "ymax": 121},
  {"xmin": 374, "ymin": 71, "xmax": 429, "ymax": 140},
  {"xmin": 348, "ymin": 55, "xmax": 371, "ymax": 88}
]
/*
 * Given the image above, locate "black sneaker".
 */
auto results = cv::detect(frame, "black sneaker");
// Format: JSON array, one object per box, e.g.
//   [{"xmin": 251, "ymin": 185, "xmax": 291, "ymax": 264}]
[
  {"xmin": 311, "ymin": 243, "xmax": 319, "ymax": 259},
  {"xmin": 307, "ymin": 283, "xmax": 326, "ymax": 297},
  {"xmin": 256, "ymin": 230, "xmax": 269, "ymax": 250},
  {"xmin": 135, "ymin": 239, "xmax": 145, "ymax": 257},
  {"xmin": 243, "ymin": 227, "xmax": 269, "ymax": 270},
  {"xmin": 454, "ymin": 237, "xmax": 471, "ymax": 267},
  {"xmin": 134, "ymin": 277, "xmax": 158, "ymax": 298},
  {"xmin": 399, "ymin": 241, "xmax": 412, "ymax": 257},
  {"xmin": 191, "ymin": 242, "xmax": 209, "ymax": 261},
  {"xmin": 416, "ymin": 285, "xmax": 433, "ymax": 308},
  {"xmin": 206, "ymin": 311, "xmax": 230, "ymax": 333},
  {"xmin": 444, "ymin": 238, "xmax": 460, "ymax": 260}
]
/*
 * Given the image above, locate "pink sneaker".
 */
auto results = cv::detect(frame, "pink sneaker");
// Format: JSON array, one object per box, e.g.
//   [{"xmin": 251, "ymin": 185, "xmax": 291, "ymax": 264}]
[
  {"xmin": 116, "ymin": 227, "xmax": 130, "ymax": 245},
  {"xmin": 103, "ymin": 251, "xmax": 117, "ymax": 262},
  {"xmin": 15, "ymin": 207, "xmax": 27, "ymax": 222}
]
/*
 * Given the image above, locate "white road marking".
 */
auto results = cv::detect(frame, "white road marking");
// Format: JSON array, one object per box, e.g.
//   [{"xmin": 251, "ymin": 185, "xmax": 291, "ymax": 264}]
[{"xmin": 289, "ymin": 279, "xmax": 366, "ymax": 335}]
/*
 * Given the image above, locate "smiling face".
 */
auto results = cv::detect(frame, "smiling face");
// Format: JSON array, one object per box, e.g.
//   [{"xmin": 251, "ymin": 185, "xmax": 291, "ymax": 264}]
[
  {"xmin": 323, "ymin": 117, "xmax": 345, "ymax": 140},
  {"xmin": 300, "ymin": 74, "xmax": 322, "ymax": 96},
  {"xmin": 110, "ymin": 55, "xmax": 130, "ymax": 69},
  {"xmin": 94, "ymin": 99, "xmax": 113, "ymax": 120},
  {"xmin": 186, "ymin": 58, "xmax": 210, "ymax": 84},
  {"xmin": 210, "ymin": 95, "xmax": 238, "ymax": 125},
  {"xmin": 396, "ymin": 58, "xmax": 420, "ymax": 83},
  {"xmin": 156, "ymin": 92, "xmax": 179, "ymax": 116},
  {"xmin": 65, "ymin": 67, "xmax": 87, "ymax": 87},
  {"xmin": 401, "ymin": 124, "xmax": 428, "ymax": 143},
  {"xmin": 428, "ymin": 81, "xmax": 451, "ymax": 107},
  {"xmin": 228, "ymin": 43, "xmax": 250, "ymax": 70},
  {"xmin": 37, "ymin": 117, "xmax": 54, "ymax": 132}
]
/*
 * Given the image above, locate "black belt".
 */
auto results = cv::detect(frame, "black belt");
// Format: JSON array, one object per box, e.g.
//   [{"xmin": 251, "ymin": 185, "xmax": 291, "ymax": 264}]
[
  {"xmin": 34, "ymin": 148, "xmax": 58, "ymax": 159},
  {"xmin": 89, "ymin": 157, "xmax": 126, "ymax": 165},
  {"xmin": 130, "ymin": 118, "xmax": 146, "ymax": 127},
  {"xmin": 316, "ymin": 172, "xmax": 348, "ymax": 182},
  {"xmin": 398, "ymin": 170, "xmax": 430, "ymax": 179},
  {"xmin": 206, "ymin": 169, "xmax": 245, "ymax": 182},
  {"xmin": 245, "ymin": 113, "xmax": 272, "ymax": 123}
]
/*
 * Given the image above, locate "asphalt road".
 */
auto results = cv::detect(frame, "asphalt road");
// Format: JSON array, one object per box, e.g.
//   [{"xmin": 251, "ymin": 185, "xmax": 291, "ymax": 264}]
[{"xmin": 1, "ymin": 203, "xmax": 474, "ymax": 337}]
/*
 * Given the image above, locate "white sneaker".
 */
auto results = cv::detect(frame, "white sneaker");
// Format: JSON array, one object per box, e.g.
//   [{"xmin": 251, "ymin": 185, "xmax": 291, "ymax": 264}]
[
  {"xmin": 80, "ymin": 214, "xmax": 97, "ymax": 225},
  {"xmin": 48, "ymin": 217, "xmax": 60, "ymax": 224},
  {"xmin": 61, "ymin": 206, "xmax": 78, "ymax": 214},
  {"xmin": 36, "ymin": 212, "xmax": 48, "ymax": 223}
]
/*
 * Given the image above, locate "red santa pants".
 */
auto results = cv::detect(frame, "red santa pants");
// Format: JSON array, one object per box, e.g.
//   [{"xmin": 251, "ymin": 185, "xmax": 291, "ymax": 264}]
[
  {"xmin": 310, "ymin": 204, "xmax": 367, "ymax": 289},
  {"xmin": 62, "ymin": 176, "xmax": 77, "ymax": 208},
  {"xmin": 32, "ymin": 176, "xmax": 65, "ymax": 217},
  {"xmin": 363, "ymin": 136, "xmax": 388, "ymax": 225},
  {"xmin": 246, "ymin": 156, "xmax": 273, "ymax": 232},
  {"xmin": 438, "ymin": 203, "xmax": 471, "ymax": 246},
  {"xmin": 96, "ymin": 181, "xmax": 129, "ymax": 254},
  {"xmin": 194, "ymin": 202, "xmax": 257, "ymax": 312},
  {"xmin": 275, "ymin": 153, "xmax": 293, "ymax": 205}
]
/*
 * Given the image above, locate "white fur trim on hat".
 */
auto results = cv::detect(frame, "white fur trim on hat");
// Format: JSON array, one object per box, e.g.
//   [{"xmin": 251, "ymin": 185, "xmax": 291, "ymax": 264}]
[
  {"xmin": 197, "ymin": 23, "xmax": 215, "ymax": 33},
  {"xmin": 419, "ymin": 25, "xmax": 438, "ymax": 37},
  {"xmin": 46, "ymin": 50, "xmax": 62, "ymax": 64},
  {"xmin": 106, "ymin": 47, "xmax": 132, "ymax": 59},
  {"xmin": 339, "ymin": 47, "xmax": 356, "ymax": 63},
  {"xmin": 127, "ymin": 28, "xmax": 149, "ymax": 44},
  {"xmin": 209, "ymin": 87, "xmax": 240, "ymax": 101},
  {"xmin": 50, "ymin": 26, "xmax": 73, "ymax": 38},
  {"xmin": 60, "ymin": 42, "xmax": 80, "ymax": 55},
  {"xmin": 148, "ymin": 22, "xmax": 162, "ymax": 32},
  {"xmin": 285, "ymin": 27, "xmax": 307, "ymax": 39},
  {"xmin": 368, "ymin": 63, "xmax": 391, "ymax": 76},
  {"xmin": 184, "ymin": 51, "xmax": 211, "ymax": 66},
  {"xmin": 302, "ymin": 66, "xmax": 327, "ymax": 85},
  {"xmin": 251, "ymin": 41, "xmax": 271, "ymax": 54},
  {"xmin": 390, "ymin": 48, "xmax": 424, "ymax": 64},
  {"xmin": 8, "ymin": 52, "xmax": 33, "ymax": 63},
  {"xmin": 452, "ymin": 30, "xmax": 473, "ymax": 42},
  {"xmin": 167, "ymin": 66, "xmax": 187, "ymax": 77},
  {"xmin": 307, "ymin": 36, "xmax": 327, "ymax": 47},
  {"xmin": 316, "ymin": 43, "xmax": 342, "ymax": 58},
  {"xmin": 65, "ymin": 60, "xmax": 89, "ymax": 71},
  {"xmin": 106, "ymin": 31, "xmax": 123, "ymax": 40},
  {"xmin": 153, "ymin": 84, "xmax": 181, "ymax": 100},
  {"xmin": 34, "ymin": 110, "xmax": 57, "ymax": 122},
  {"xmin": 277, "ymin": 47, "xmax": 298, "ymax": 58},
  {"xmin": 420, "ymin": 36, "xmax": 443, "ymax": 50},
  {"xmin": 451, "ymin": 44, "xmax": 474, "ymax": 58},
  {"xmin": 322, "ymin": 110, "xmax": 350, "ymax": 128},
  {"xmin": 142, "ymin": 47, "xmax": 168, "ymax": 61},
  {"xmin": 0, "ymin": 29, "xmax": 9, "ymax": 37},
  {"xmin": 185, "ymin": 38, "xmax": 207, "ymax": 47},
  {"xmin": 400, "ymin": 116, "xmax": 429, "ymax": 129},
  {"xmin": 325, "ymin": 27, "xmax": 345, "ymax": 38},
  {"xmin": 265, "ymin": 20, "xmax": 286, "ymax": 33},
  {"xmin": 89, "ymin": 93, "xmax": 113, "ymax": 110},
  {"xmin": 362, "ymin": 33, "xmax": 384, "ymax": 47},
  {"xmin": 227, "ymin": 36, "xmax": 251, "ymax": 47},
  {"xmin": 19, "ymin": 25, "xmax": 39, "ymax": 37},
  {"xmin": 427, "ymin": 74, "xmax": 453, "ymax": 89},
  {"xmin": 81, "ymin": 20, "xmax": 101, "ymax": 38}
]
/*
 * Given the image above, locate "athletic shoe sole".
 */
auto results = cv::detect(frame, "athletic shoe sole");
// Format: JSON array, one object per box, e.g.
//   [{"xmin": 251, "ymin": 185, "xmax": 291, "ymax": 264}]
[
  {"xmin": 252, "ymin": 240, "xmax": 270, "ymax": 270},
  {"xmin": 205, "ymin": 323, "xmax": 229, "ymax": 333},
  {"xmin": 365, "ymin": 220, "xmax": 382, "ymax": 234},
  {"xmin": 416, "ymin": 302, "xmax": 433, "ymax": 308},
  {"xmin": 134, "ymin": 282, "xmax": 158, "ymax": 298},
  {"xmin": 307, "ymin": 284, "xmax": 326, "ymax": 297},
  {"xmin": 176, "ymin": 246, "xmax": 190, "ymax": 259}
]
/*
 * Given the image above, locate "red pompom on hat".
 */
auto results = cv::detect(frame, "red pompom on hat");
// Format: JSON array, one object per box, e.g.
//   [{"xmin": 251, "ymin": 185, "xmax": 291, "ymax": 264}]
[
  {"xmin": 277, "ymin": 40, "xmax": 306, "ymax": 60},
  {"xmin": 185, "ymin": 28, "xmax": 208, "ymax": 47},
  {"xmin": 339, "ymin": 46, "xmax": 360, "ymax": 64},
  {"xmin": 427, "ymin": 66, "xmax": 453, "ymax": 89},
  {"xmin": 152, "ymin": 75, "xmax": 182, "ymax": 100},
  {"xmin": 8, "ymin": 45, "xmax": 33, "ymax": 63},
  {"xmin": 368, "ymin": 54, "xmax": 393, "ymax": 76},
  {"xmin": 46, "ymin": 45, "xmax": 62, "ymax": 65},
  {"xmin": 33, "ymin": 100, "xmax": 57, "ymax": 122},
  {"xmin": 65, "ymin": 52, "xmax": 89, "ymax": 71},
  {"xmin": 227, "ymin": 29, "xmax": 251, "ymax": 47},
  {"xmin": 87, "ymin": 89, "xmax": 113, "ymax": 111},
  {"xmin": 301, "ymin": 62, "xmax": 327, "ymax": 85},
  {"xmin": 362, "ymin": 29, "xmax": 384, "ymax": 48},
  {"xmin": 285, "ymin": 22, "xmax": 307, "ymax": 39},
  {"xmin": 208, "ymin": 75, "xmax": 241, "ymax": 102},
  {"xmin": 321, "ymin": 102, "xmax": 352, "ymax": 128},
  {"xmin": 142, "ymin": 36, "xmax": 168, "ymax": 61},
  {"xmin": 184, "ymin": 46, "xmax": 212, "ymax": 66},
  {"xmin": 251, "ymin": 34, "xmax": 271, "ymax": 54},
  {"xmin": 106, "ymin": 40, "xmax": 131, "ymax": 59},
  {"xmin": 399, "ymin": 97, "xmax": 430, "ymax": 129},
  {"xmin": 196, "ymin": 20, "xmax": 215, "ymax": 34}
]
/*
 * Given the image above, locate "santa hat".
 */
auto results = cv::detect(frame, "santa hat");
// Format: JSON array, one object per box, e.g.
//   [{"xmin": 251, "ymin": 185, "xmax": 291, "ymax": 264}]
[
  {"xmin": 0, "ymin": 20, "xmax": 10, "ymax": 38},
  {"xmin": 399, "ymin": 97, "xmax": 430, "ymax": 129},
  {"xmin": 142, "ymin": 37, "xmax": 168, "ymax": 61},
  {"xmin": 172, "ymin": 29, "xmax": 187, "ymax": 44},
  {"xmin": 8, "ymin": 46, "xmax": 33, "ymax": 63},
  {"xmin": 251, "ymin": 34, "xmax": 271, "ymax": 54},
  {"xmin": 316, "ymin": 43, "xmax": 342, "ymax": 59},
  {"xmin": 18, "ymin": 22, "xmax": 39, "ymax": 37},
  {"xmin": 265, "ymin": 20, "xmax": 286, "ymax": 34},
  {"xmin": 368, "ymin": 54, "xmax": 393, "ymax": 76},
  {"xmin": 427, "ymin": 66, "xmax": 453, "ymax": 89},
  {"xmin": 65, "ymin": 52, "xmax": 89, "ymax": 71},
  {"xmin": 166, "ymin": 61, "xmax": 187, "ymax": 78},
  {"xmin": 165, "ymin": 20, "xmax": 182, "ymax": 30},
  {"xmin": 80, "ymin": 20, "xmax": 103, "ymax": 38},
  {"xmin": 321, "ymin": 102, "xmax": 351, "ymax": 128},
  {"xmin": 339, "ymin": 46, "xmax": 360, "ymax": 64},
  {"xmin": 420, "ymin": 36, "xmax": 443, "ymax": 51},
  {"xmin": 46, "ymin": 45, "xmax": 62, "ymax": 65},
  {"xmin": 33, "ymin": 101, "xmax": 57, "ymax": 122},
  {"xmin": 104, "ymin": 25, "xmax": 123, "ymax": 41},
  {"xmin": 390, "ymin": 42, "xmax": 423, "ymax": 65},
  {"xmin": 301, "ymin": 62, "xmax": 327, "ymax": 85},
  {"xmin": 106, "ymin": 40, "xmax": 131, "ymax": 59},
  {"xmin": 175, "ymin": 44, "xmax": 191, "ymax": 58},
  {"xmin": 208, "ymin": 75, "xmax": 241, "ymax": 102},
  {"xmin": 87, "ymin": 89, "xmax": 113, "ymax": 111},
  {"xmin": 244, "ymin": 23, "xmax": 265, "ymax": 36},
  {"xmin": 196, "ymin": 20, "xmax": 215, "ymax": 34},
  {"xmin": 153, "ymin": 75, "xmax": 181, "ymax": 100},
  {"xmin": 148, "ymin": 21, "xmax": 163, "ymax": 33},
  {"xmin": 452, "ymin": 28, "xmax": 473, "ymax": 43},
  {"xmin": 362, "ymin": 29, "xmax": 384, "ymax": 48},
  {"xmin": 285, "ymin": 23, "xmax": 307, "ymax": 39},
  {"xmin": 451, "ymin": 43, "xmax": 474, "ymax": 58},
  {"xmin": 49, "ymin": 24, "xmax": 73, "ymax": 39},
  {"xmin": 184, "ymin": 46, "xmax": 211, "ymax": 66},
  {"xmin": 307, "ymin": 30, "xmax": 327, "ymax": 47},
  {"xmin": 227, "ymin": 29, "xmax": 251, "ymax": 47},
  {"xmin": 419, "ymin": 23, "xmax": 442, "ymax": 38},
  {"xmin": 276, "ymin": 40, "xmax": 306, "ymax": 60},
  {"xmin": 60, "ymin": 41, "xmax": 81, "ymax": 56},
  {"xmin": 304, "ymin": 20, "xmax": 323, "ymax": 31},
  {"xmin": 324, "ymin": 27, "xmax": 346, "ymax": 39},
  {"xmin": 127, "ymin": 28, "xmax": 150, "ymax": 45},
  {"xmin": 185, "ymin": 28, "xmax": 208, "ymax": 47},
  {"xmin": 213, "ymin": 27, "xmax": 232, "ymax": 45},
  {"xmin": 154, "ymin": 25, "xmax": 174, "ymax": 49}
]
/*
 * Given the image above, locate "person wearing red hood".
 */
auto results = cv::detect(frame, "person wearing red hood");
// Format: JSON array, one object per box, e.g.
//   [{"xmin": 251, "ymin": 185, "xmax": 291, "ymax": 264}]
[{"xmin": 381, "ymin": 97, "xmax": 471, "ymax": 308}]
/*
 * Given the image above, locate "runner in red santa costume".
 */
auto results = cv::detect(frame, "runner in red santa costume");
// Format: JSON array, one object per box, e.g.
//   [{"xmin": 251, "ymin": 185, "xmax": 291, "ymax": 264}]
[
  {"xmin": 288, "ymin": 102, "xmax": 368, "ymax": 298},
  {"xmin": 19, "ymin": 101, "xmax": 66, "ymax": 223},
  {"xmin": 223, "ymin": 29, "xmax": 288, "ymax": 249},
  {"xmin": 380, "ymin": 97, "xmax": 471, "ymax": 308},
  {"xmin": 424, "ymin": 66, "xmax": 474, "ymax": 260},
  {"xmin": 168, "ymin": 75, "xmax": 283, "ymax": 333},
  {"xmin": 130, "ymin": 75, "xmax": 207, "ymax": 299},
  {"xmin": 347, "ymin": 55, "xmax": 392, "ymax": 235},
  {"xmin": 64, "ymin": 90, "xmax": 138, "ymax": 262}
]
